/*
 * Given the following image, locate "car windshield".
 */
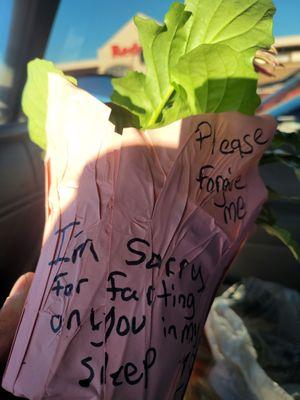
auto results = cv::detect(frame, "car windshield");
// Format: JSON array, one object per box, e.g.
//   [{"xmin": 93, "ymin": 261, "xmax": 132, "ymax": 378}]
[
  {"xmin": 1, "ymin": 0, "xmax": 299, "ymax": 127},
  {"xmin": 0, "ymin": 1, "xmax": 14, "ymax": 124},
  {"xmin": 0, "ymin": 0, "xmax": 165, "ymax": 124}
]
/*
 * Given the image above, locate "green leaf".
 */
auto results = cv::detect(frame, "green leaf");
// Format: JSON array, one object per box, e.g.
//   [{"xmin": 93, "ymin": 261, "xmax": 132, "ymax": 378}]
[
  {"xmin": 266, "ymin": 186, "xmax": 300, "ymax": 203},
  {"xmin": 257, "ymin": 204, "xmax": 276, "ymax": 225},
  {"xmin": 257, "ymin": 205, "xmax": 300, "ymax": 263},
  {"xmin": 260, "ymin": 151, "xmax": 300, "ymax": 180},
  {"xmin": 112, "ymin": 0, "xmax": 275, "ymax": 129},
  {"xmin": 184, "ymin": 0, "xmax": 275, "ymax": 52},
  {"xmin": 271, "ymin": 130, "xmax": 300, "ymax": 153},
  {"xmin": 259, "ymin": 223, "xmax": 300, "ymax": 262},
  {"xmin": 22, "ymin": 58, "xmax": 77, "ymax": 151},
  {"xmin": 171, "ymin": 44, "xmax": 260, "ymax": 116},
  {"xmin": 261, "ymin": 151, "xmax": 300, "ymax": 167},
  {"xmin": 112, "ymin": 2, "xmax": 193, "ymax": 128},
  {"xmin": 295, "ymin": 168, "xmax": 300, "ymax": 181}
]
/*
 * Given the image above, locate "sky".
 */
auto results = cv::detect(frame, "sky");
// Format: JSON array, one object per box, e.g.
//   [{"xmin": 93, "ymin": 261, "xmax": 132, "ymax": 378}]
[
  {"xmin": 0, "ymin": 0, "xmax": 299, "ymax": 65},
  {"xmin": 45, "ymin": 0, "xmax": 300, "ymax": 63},
  {"xmin": 0, "ymin": 1, "xmax": 13, "ymax": 60}
]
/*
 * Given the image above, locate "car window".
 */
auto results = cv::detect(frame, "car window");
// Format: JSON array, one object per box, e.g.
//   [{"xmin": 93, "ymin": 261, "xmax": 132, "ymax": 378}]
[
  {"xmin": 45, "ymin": 0, "xmax": 100, "ymax": 64},
  {"xmin": 0, "ymin": 1, "xmax": 14, "ymax": 124}
]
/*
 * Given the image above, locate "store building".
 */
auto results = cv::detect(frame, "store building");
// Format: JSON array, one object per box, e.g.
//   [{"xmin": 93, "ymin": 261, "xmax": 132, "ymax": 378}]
[
  {"xmin": 58, "ymin": 17, "xmax": 144, "ymax": 77},
  {"xmin": 56, "ymin": 18, "xmax": 300, "ymax": 125}
]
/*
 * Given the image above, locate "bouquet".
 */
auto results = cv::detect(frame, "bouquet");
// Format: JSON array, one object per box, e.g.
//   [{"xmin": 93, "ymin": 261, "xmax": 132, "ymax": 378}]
[{"xmin": 3, "ymin": 0, "xmax": 280, "ymax": 398}]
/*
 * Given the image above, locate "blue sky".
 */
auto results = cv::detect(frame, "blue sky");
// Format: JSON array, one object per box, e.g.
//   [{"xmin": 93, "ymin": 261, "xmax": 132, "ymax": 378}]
[
  {"xmin": 0, "ymin": 1, "xmax": 13, "ymax": 60},
  {"xmin": 0, "ymin": 0, "xmax": 299, "ymax": 64},
  {"xmin": 45, "ymin": 0, "xmax": 300, "ymax": 62}
]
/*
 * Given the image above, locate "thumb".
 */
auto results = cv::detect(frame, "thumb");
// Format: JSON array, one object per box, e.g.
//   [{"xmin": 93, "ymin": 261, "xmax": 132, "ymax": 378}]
[
  {"xmin": 5, "ymin": 272, "xmax": 34, "ymax": 299},
  {"xmin": 0, "ymin": 272, "xmax": 34, "ymax": 363}
]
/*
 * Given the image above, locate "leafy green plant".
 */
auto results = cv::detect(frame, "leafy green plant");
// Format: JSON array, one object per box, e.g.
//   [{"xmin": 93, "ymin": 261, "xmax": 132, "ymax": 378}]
[
  {"xmin": 258, "ymin": 129, "xmax": 300, "ymax": 261},
  {"xmin": 111, "ymin": 0, "xmax": 275, "ymax": 129},
  {"xmin": 22, "ymin": 0, "xmax": 299, "ymax": 262},
  {"xmin": 22, "ymin": 59, "xmax": 76, "ymax": 150},
  {"xmin": 111, "ymin": 0, "xmax": 299, "ymax": 261}
]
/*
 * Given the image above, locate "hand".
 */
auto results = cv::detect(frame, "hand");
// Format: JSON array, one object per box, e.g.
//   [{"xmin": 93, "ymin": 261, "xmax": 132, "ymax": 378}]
[{"xmin": 0, "ymin": 273, "xmax": 34, "ymax": 363}]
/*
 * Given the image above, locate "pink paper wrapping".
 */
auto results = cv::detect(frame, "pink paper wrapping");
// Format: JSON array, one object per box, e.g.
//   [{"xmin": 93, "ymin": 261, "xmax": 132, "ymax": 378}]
[{"xmin": 3, "ymin": 74, "xmax": 276, "ymax": 399}]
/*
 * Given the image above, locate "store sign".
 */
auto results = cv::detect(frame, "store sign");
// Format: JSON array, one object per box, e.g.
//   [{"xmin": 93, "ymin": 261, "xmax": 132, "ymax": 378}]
[{"xmin": 111, "ymin": 43, "xmax": 142, "ymax": 57}]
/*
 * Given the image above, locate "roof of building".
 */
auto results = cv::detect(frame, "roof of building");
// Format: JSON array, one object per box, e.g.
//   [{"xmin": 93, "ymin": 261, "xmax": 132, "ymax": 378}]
[
  {"xmin": 56, "ymin": 59, "xmax": 99, "ymax": 76},
  {"xmin": 275, "ymin": 35, "xmax": 300, "ymax": 48},
  {"xmin": 259, "ymin": 63, "xmax": 300, "ymax": 87}
]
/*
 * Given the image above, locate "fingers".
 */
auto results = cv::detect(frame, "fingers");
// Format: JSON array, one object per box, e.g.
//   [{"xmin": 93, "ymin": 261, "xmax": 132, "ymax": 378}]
[{"xmin": 0, "ymin": 272, "xmax": 34, "ymax": 363}]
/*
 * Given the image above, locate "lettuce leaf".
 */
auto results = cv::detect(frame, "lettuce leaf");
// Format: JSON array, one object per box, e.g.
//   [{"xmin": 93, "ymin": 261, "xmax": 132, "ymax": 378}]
[
  {"xmin": 260, "ymin": 223, "xmax": 300, "ymax": 262},
  {"xmin": 258, "ymin": 205, "xmax": 300, "ymax": 262},
  {"xmin": 112, "ymin": 0, "xmax": 275, "ymax": 129},
  {"xmin": 22, "ymin": 59, "xmax": 77, "ymax": 150}
]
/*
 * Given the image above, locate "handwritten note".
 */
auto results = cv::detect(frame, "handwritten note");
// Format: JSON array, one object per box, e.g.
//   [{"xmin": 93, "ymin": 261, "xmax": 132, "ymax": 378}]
[{"xmin": 2, "ymin": 74, "xmax": 276, "ymax": 399}]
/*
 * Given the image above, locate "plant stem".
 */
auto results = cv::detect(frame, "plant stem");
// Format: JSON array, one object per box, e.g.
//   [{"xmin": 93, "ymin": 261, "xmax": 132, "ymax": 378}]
[{"xmin": 147, "ymin": 85, "xmax": 175, "ymax": 127}]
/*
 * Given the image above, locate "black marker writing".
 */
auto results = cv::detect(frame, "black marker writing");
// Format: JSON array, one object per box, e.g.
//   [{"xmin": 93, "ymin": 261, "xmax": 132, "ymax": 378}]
[
  {"xmin": 194, "ymin": 122, "xmax": 269, "ymax": 159},
  {"xmin": 48, "ymin": 221, "xmax": 99, "ymax": 266},
  {"xmin": 78, "ymin": 347, "xmax": 156, "ymax": 389}
]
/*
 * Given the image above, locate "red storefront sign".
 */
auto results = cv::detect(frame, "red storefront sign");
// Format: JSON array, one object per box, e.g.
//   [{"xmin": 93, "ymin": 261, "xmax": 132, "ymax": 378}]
[{"xmin": 111, "ymin": 43, "xmax": 142, "ymax": 57}]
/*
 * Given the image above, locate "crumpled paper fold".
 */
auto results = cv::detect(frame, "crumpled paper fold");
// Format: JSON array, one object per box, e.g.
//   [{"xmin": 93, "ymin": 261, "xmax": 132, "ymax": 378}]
[{"xmin": 3, "ymin": 73, "xmax": 276, "ymax": 399}]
